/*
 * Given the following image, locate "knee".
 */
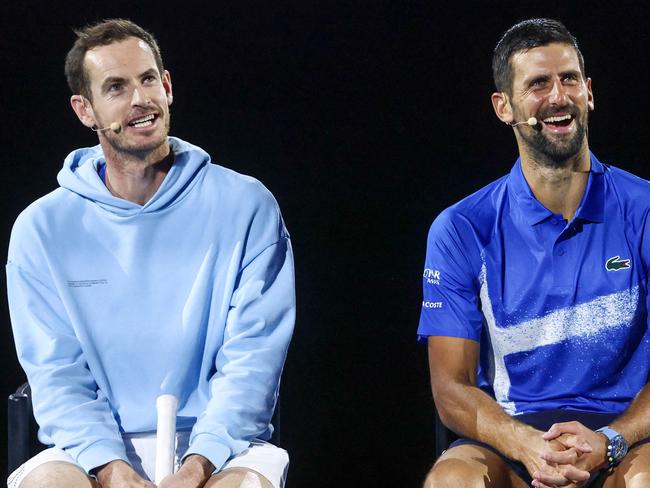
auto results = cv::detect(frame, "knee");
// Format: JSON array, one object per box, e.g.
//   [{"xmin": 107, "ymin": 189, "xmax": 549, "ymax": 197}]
[
  {"xmin": 206, "ymin": 468, "xmax": 274, "ymax": 488},
  {"xmin": 423, "ymin": 459, "xmax": 487, "ymax": 488},
  {"xmin": 20, "ymin": 461, "xmax": 94, "ymax": 488},
  {"xmin": 236, "ymin": 471, "xmax": 267, "ymax": 488},
  {"xmin": 624, "ymin": 472, "xmax": 650, "ymax": 488}
]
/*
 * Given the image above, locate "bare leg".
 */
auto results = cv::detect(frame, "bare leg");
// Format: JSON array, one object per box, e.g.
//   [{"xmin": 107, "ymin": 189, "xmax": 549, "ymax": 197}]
[
  {"xmin": 204, "ymin": 467, "xmax": 274, "ymax": 488},
  {"xmin": 423, "ymin": 445, "xmax": 528, "ymax": 488},
  {"xmin": 19, "ymin": 461, "xmax": 100, "ymax": 488},
  {"xmin": 601, "ymin": 443, "xmax": 650, "ymax": 488}
]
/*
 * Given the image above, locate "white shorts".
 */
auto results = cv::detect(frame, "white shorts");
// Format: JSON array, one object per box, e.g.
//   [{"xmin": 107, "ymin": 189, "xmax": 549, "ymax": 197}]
[{"xmin": 7, "ymin": 432, "xmax": 288, "ymax": 488}]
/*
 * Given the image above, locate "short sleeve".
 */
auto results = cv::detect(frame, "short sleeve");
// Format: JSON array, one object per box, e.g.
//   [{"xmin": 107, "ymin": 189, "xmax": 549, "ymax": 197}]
[{"xmin": 417, "ymin": 208, "xmax": 483, "ymax": 342}]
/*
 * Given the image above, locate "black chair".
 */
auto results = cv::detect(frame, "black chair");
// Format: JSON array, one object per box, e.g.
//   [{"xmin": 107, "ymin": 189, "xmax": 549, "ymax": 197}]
[
  {"xmin": 7, "ymin": 383, "xmax": 41, "ymax": 474},
  {"xmin": 7, "ymin": 383, "xmax": 282, "ymax": 475}
]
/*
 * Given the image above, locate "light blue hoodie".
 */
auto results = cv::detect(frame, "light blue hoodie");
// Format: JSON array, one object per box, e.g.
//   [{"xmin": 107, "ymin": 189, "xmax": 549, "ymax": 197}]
[{"xmin": 7, "ymin": 137, "xmax": 295, "ymax": 473}]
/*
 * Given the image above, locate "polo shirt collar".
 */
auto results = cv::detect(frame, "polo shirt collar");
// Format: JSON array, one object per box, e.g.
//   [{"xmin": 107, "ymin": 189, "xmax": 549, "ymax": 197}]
[{"xmin": 508, "ymin": 152, "xmax": 605, "ymax": 226}]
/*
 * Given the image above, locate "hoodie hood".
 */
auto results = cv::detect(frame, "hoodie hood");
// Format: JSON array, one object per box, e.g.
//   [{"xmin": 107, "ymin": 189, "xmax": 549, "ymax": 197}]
[{"xmin": 57, "ymin": 137, "xmax": 208, "ymax": 217}]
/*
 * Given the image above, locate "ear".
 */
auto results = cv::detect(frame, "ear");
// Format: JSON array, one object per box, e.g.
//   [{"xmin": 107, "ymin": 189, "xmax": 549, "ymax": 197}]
[
  {"xmin": 70, "ymin": 95, "xmax": 97, "ymax": 129},
  {"xmin": 162, "ymin": 69, "xmax": 173, "ymax": 106},
  {"xmin": 586, "ymin": 77, "xmax": 594, "ymax": 111},
  {"xmin": 492, "ymin": 91, "xmax": 514, "ymax": 124}
]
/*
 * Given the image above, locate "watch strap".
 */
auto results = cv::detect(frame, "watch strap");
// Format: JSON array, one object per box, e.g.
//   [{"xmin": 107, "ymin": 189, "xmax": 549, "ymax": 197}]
[{"xmin": 595, "ymin": 426, "xmax": 628, "ymax": 469}]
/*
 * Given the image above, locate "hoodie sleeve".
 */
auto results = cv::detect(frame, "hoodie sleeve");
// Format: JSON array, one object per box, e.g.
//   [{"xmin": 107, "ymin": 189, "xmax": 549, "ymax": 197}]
[
  {"xmin": 7, "ymin": 222, "xmax": 128, "ymax": 473},
  {"xmin": 183, "ymin": 195, "xmax": 295, "ymax": 471}
]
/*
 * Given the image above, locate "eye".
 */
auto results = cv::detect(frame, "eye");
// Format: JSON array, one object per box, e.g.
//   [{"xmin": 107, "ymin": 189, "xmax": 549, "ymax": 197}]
[
  {"xmin": 530, "ymin": 78, "xmax": 548, "ymax": 89},
  {"xmin": 107, "ymin": 82, "xmax": 123, "ymax": 93},
  {"xmin": 562, "ymin": 73, "xmax": 579, "ymax": 84},
  {"xmin": 143, "ymin": 74, "xmax": 158, "ymax": 85}
]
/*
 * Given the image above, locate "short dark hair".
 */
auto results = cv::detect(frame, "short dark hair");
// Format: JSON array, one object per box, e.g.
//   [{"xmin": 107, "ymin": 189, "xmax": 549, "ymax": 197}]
[
  {"xmin": 64, "ymin": 18, "xmax": 164, "ymax": 100},
  {"xmin": 492, "ymin": 18, "xmax": 585, "ymax": 95}
]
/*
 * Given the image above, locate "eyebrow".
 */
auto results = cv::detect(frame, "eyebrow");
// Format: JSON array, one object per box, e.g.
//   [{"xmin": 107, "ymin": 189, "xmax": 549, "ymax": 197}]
[
  {"xmin": 100, "ymin": 69, "xmax": 160, "ymax": 93},
  {"xmin": 140, "ymin": 68, "xmax": 159, "ymax": 79},
  {"xmin": 526, "ymin": 74, "xmax": 551, "ymax": 86},
  {"xmin": 524, "ymin": 69, "xmax": 581, "ymax": 86},
  {"xmin": 560, "ymin": 69, "xmax": 582, "ymax": 78},
  {"xmin": 100, "ymin": 76, "xmax": 126, "ymax": 93}
]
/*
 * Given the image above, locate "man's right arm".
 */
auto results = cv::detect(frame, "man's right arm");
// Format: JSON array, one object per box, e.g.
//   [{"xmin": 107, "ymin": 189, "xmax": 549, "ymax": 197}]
[
  {"xmin": 7, "ymin": 261, "xmax": 126, "ymax": 462},
  {"xmin": 6, "ymin": 207, "xmax": 130, "ymax": 476},
  {"xmin": 427, "ymin": 335, "xmax": 588, "ymax": 483}
]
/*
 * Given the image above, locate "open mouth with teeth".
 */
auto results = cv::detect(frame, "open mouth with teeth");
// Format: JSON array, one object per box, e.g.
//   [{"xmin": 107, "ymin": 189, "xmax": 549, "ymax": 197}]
[
  {"xmin": 128, "ymin": 113, "xmax": 157, "ymax": 128},
  {"xmin": 542, "ymin": 114, "xmax": 573, "ymax": 128}
]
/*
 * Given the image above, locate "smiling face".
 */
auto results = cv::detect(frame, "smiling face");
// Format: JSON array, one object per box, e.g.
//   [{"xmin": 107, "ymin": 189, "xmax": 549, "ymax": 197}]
[
  {"xmin": 72, "ymin": 37, "xmax": 173, "ymax": 160},
  {"xmin": 495, "ymin": 42, "xmax": 594, "ymax": 167}
]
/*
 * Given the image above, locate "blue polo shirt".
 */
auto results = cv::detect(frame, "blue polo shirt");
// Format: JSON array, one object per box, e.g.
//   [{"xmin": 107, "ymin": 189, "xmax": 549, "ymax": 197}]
[{"xmin": 418, "ymin": 153, "xmax": 650, "ymax": 416}]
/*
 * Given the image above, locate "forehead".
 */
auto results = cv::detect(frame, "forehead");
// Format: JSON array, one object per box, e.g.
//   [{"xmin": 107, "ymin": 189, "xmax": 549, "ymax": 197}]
[
  {"xmin": 84, "ymin": 37, "xmax": 157, "ymax": 83},
  {"xmin": 510, "ymin": 42, "xmax": 581, "ymax": 84}
]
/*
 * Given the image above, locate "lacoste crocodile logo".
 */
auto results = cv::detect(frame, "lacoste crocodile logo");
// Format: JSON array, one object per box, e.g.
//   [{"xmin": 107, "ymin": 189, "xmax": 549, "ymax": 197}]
[{"xmin": 605, "ymin": 256, "xmax": 631, "ymax": 271}]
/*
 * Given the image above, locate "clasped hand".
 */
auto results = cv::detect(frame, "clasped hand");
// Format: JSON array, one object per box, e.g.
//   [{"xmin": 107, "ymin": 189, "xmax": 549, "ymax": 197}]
[
  {"xmin": 531, "ymin": 421, "xmax": 607, "ymax": 488},
  {"xmin": 95, "ymin": 454, "xmax": 212, "ymax": 488}
]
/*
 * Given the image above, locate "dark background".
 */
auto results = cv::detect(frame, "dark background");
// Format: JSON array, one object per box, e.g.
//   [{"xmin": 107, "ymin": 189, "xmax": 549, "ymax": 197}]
[{"xmin": 2, "ymin": 1, "xmax": 649, "ymax": 486}]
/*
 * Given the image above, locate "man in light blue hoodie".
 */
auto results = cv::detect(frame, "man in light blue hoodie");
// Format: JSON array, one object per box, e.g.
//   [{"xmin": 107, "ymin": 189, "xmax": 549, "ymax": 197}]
[{"xmin": 7, "ymin": 19, "xmax": 294, "ymax": 488}]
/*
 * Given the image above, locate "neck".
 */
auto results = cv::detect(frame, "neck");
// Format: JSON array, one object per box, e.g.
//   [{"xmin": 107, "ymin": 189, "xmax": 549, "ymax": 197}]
[
  {"xmin": 101, "ymin": 140, "xmax": 173, "ymax": 205},
  {"xmin": 519, "ymin": 145, "xmax": 591, "ymax": 222}
]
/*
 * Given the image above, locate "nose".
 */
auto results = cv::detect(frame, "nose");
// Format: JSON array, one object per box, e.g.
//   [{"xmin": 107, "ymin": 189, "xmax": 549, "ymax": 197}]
[
  {"xmin": 131, "ymin": 86, "xmax": 151, "ymax": 106},
  {"xmin": 548, "ymin": 79, "xmax": 569, "ymax": 106}
]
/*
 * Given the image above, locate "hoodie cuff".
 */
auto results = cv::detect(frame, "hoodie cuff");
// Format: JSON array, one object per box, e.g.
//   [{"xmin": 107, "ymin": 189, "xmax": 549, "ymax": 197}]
[
  {"xmin": 182, "ymin": 433, "xmax": 232, "ymax": 473},
  {"xmin": 75, "ymin": 438, "xmax": 129, "ymax": 474}
]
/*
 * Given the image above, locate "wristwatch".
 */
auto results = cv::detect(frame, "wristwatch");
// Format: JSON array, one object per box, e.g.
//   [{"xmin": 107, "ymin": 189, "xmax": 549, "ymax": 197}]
[{"xmin": 595, "ymin": 426, "xmax": 628, "ymax": 469}]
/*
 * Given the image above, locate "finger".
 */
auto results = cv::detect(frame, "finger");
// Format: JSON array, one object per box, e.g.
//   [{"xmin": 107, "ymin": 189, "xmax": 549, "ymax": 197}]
[
  {"xmin": 560, "ymin": 435, "xmax": 592, "ymax": 453},
  {"xmin": 559, "ymin": 465, "xmax": 590, "ymax": 483},
  {"xmin": 542, "ymin": 448, "xmax": 579, "ymax": 465},
  {"xmin": 532, "ymin": 480, "xmax": 556, "ymax": 488},
  {"xmin": 542, "ymin": 421, "xmax": 583, "ymax": 440},
  {"xmin": 534, "ymin": 472, "xmax": 567, "ymax": 486},
  {"xmin": 534, "ymin": 468, "xmax": 572, "ymax": 486}
]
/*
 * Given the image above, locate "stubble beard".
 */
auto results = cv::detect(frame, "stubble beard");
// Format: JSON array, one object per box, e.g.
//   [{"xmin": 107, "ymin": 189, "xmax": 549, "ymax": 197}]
[
  {"xmin": 100, "ymin": 109, "xmax": 171, "ymax": 161},
  {"xmin": 517, "ymin": 110, "xmax": 588, "ymax": 169}
]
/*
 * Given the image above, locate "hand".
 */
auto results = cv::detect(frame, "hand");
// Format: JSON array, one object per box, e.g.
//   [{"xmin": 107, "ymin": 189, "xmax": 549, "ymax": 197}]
[
  {"xmin": 516, "ymin": 429, "xmax": 585, "ymax": 488},
  {"xmin": 542, "ymin": 421, "xmax": 607, "ymax": 472},
  {"xmin": 532, "ymin": 421, "xmax": 607, "ymax": 488},
  {"xmin": 157, "ymin": 454, "xmax": 214, "ymax": 488},
  {"xmin": 93, "ymin": 460, "xmax": 155, "ymax": 488}
]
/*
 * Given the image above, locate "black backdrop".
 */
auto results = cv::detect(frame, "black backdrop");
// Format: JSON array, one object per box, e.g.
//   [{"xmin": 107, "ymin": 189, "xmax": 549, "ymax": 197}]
[{"xmin": 2, "ymin": 1, "xmax": 650, "ymax": 486}]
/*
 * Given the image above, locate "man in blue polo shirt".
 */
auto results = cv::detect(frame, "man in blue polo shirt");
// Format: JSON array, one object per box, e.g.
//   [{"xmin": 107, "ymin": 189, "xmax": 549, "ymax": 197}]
[{"xmin": 419, "ymin": 19, "xmax": 650, "ymax": 488}]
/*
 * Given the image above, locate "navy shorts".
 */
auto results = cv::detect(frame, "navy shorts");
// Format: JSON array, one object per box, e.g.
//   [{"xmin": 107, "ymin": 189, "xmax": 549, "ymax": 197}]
[{"xmin": 447, "ymin": 410, "xmax": 650, "ymax": 486}]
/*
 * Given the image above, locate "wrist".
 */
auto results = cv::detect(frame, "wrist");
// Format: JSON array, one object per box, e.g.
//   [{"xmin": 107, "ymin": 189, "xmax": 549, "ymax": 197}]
[
  {"xmin": 505, "ymin": 423, "xmax": 543, "ymax": 461},
  {"xmin": 180, "ymin": 454, "xmax": 215, "ymax": 482},
  {"xmin": 593, "ymin": 432, "xmax": 610, "ymax": 470},
  {"xmin": 595, "ymin": 426, "xmax": 629, "ymax": 469},
  {"xmin": 92, "ymin": 459, "xmax": 131, "ymax": 484}
]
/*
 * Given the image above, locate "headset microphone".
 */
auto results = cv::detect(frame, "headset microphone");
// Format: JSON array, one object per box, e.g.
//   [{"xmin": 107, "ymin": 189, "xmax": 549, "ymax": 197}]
[
  {"xmin": 510, "ymin": 117, "xmax": 538, "ymax": 128},
  {"xmin": 92, "ymin": 122, "xmax": 122, "ymax": 133}
]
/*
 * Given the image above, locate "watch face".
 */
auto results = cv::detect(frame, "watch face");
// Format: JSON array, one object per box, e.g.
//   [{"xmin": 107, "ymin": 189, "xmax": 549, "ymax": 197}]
[{"xmin": 611, "ymin": 435, "xmax": 629, "ymax": 463}]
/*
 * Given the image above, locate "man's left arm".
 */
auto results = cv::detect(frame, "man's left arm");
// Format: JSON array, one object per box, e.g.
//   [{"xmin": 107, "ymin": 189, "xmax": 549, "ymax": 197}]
[
  {"xmin": 609, "ymin": 381, "xmax": 650, "ymax": 445},
  {"xmin": 539, "ymin": 381, "xmax": 650, "ymax": 475},
  {"xmin": 536, "ymin": 211, "xmax": 650, "ymax": 488},
  {"xmin": 166, "ymin": 230, "xmax": 295, "ymax": 487}
]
